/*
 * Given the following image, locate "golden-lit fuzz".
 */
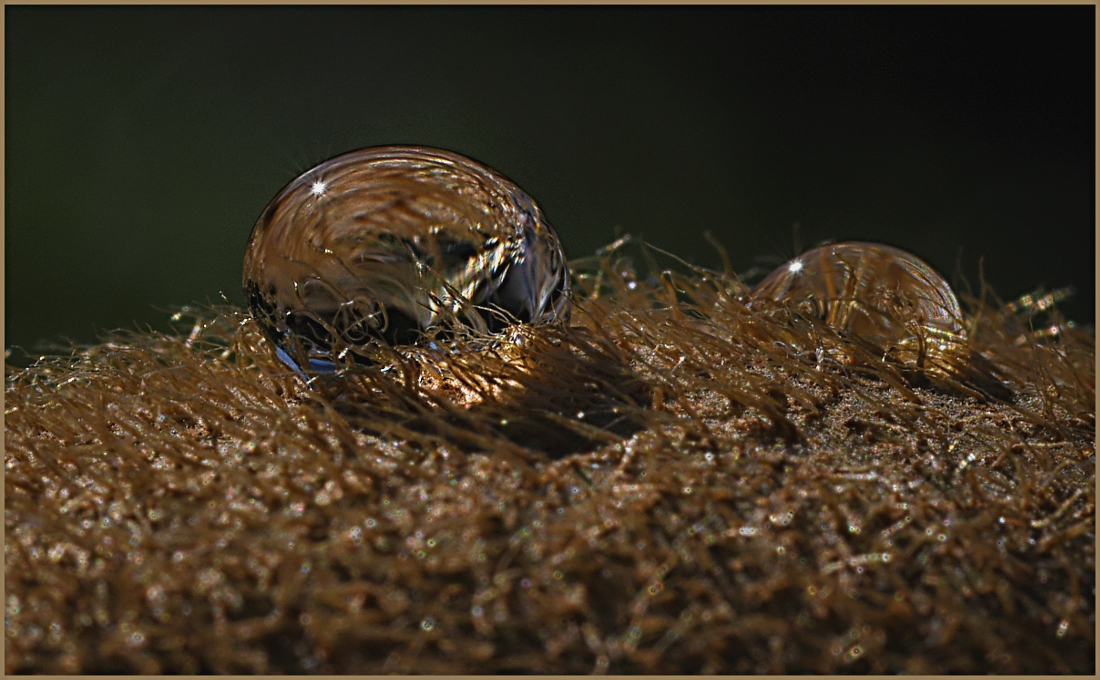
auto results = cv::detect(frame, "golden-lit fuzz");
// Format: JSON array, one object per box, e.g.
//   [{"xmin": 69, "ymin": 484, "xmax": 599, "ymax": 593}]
[{"xmin": 243, "ymin": 146, "xmax": 571, "ymax": 372}]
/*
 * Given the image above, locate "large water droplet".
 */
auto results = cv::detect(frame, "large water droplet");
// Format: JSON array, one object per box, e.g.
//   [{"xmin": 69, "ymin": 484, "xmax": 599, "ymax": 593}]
[{"xmin": 243, "ymin": 146, "xmax": 571, "ymax": 372}]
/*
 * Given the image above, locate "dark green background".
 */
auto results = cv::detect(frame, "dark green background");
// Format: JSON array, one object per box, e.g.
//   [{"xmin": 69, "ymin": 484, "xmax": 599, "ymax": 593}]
[{"xmin": 6, "ymin": 6, "xmax": 1094, "ymax": 358}]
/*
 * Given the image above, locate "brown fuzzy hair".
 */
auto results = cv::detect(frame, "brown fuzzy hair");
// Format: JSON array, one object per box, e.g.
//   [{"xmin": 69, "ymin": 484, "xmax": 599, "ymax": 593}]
[{"xmin": 5, "ymin": 239, "xmax": 1094, "ymax": 673}]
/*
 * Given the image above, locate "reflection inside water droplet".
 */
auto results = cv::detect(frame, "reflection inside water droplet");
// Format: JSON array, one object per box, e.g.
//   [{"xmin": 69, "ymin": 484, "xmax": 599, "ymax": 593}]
[
  {"xmin": 243, "ymin": 146, "xmax": 572, "ymax": 373},
  {"xmin": 749, "ymin": 241, "xmax": 967, "ymax": 364}
]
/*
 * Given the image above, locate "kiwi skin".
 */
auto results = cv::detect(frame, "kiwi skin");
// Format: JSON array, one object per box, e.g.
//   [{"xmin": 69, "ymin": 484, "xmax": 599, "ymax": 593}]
[{"xmin": 5, "ymin": 244, "xmax": 1093, "ymax": 674}]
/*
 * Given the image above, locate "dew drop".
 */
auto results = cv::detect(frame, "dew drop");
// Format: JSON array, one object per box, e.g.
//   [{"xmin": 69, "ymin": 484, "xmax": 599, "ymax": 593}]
[
  {"xmin": 749, "ymin": 242, "xmax": 966, "ymax": 363},
  {"xmin": 243, "ymin": 146, "xmax": 572, "ymax": 372},
  {"xmin": 754, "ymin": 243, "xmax": 1016, "ymax": 399}
]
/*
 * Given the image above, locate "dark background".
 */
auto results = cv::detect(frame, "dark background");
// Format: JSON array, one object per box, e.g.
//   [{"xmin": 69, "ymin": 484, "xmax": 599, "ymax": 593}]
[{"xmin": 6, "ymin": 6, "xmax": 1095, "ymax": 358}]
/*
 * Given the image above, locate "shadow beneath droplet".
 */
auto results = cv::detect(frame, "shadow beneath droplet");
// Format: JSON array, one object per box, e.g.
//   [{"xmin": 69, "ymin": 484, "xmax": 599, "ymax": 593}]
[{"xmin": 309, "ymin": 325, "xmax": 651, "ymax": 460}]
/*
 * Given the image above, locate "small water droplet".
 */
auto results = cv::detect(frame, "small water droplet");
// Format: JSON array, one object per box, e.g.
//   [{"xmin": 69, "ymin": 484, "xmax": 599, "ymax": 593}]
[{"xmin": 749, "ymin": 242, "xmax": 966, "ymax": 365}]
